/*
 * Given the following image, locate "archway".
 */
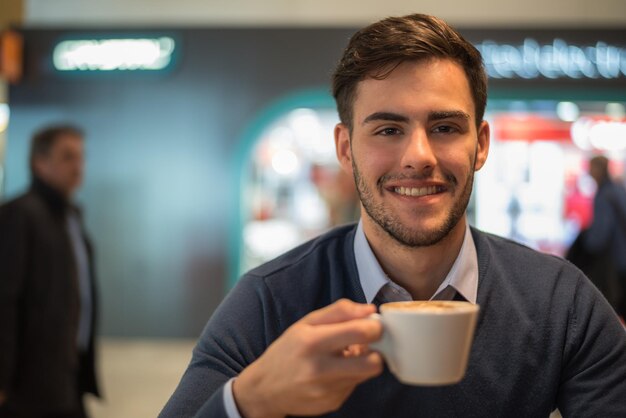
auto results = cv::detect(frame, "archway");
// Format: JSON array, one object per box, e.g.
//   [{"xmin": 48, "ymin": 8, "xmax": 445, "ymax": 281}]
[{"xmin": 229, "ymin": 90, "xmax": 359, "ymax": 287}]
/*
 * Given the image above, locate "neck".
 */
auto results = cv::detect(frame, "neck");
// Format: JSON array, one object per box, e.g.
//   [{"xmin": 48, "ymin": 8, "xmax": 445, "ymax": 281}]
[
  {"xmin": 32, "ymin": 176, "xmax": 73, "ymax": 200},
  {"xmin": 31, "ymin": 176, "xmax": 74, "ymax": 215},
  {"xmin": 362, "ymin": 215, "xmax": 466, "ymax": 300}
]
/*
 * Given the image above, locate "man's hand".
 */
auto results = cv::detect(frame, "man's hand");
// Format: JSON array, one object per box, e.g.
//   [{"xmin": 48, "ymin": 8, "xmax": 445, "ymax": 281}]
[
  {"xmin": 0, "ymin": 390, "xmax": 6, "ymax": 406},
  {"xmin": 233, "ymin": 299, "xmax": 383, "ymax": 418}
]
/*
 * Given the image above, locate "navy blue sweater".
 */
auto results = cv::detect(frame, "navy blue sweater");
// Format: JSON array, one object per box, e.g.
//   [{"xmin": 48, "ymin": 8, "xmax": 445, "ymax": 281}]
[{"xmin": 161, "ymin": 225, "xmax": 626, "ymax": 417}]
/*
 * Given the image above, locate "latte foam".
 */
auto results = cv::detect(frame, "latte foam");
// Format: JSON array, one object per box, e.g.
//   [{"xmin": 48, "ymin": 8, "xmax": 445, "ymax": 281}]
[{"xmin": 381, "ymin": 300, "xmax": 476, "ymax": 313}]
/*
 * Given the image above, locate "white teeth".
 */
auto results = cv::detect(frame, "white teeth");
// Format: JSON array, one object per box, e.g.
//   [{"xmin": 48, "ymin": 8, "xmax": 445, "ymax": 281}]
[{"xmin": 393, "ymin": 186, "xmax": 440, "ymax": 197}]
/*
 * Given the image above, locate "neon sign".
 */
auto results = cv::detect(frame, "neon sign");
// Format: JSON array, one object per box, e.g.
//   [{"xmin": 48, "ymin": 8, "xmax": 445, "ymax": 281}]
[
  {"xmin": 53, "ymin": 37, "xmax": 175, "ymax": 71},
  {"xmin": 475, "ymin": 39, "xmax": 626, "ymax": 80}
]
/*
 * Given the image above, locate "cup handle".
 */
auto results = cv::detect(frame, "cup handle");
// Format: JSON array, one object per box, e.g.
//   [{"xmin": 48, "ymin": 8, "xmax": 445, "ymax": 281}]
[{"xmin": 367, "ymin": 313, "xmax": 394, "ymax": 367}]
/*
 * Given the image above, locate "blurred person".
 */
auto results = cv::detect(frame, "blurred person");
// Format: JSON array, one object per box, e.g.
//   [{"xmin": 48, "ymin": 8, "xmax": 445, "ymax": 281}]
[
  {"xmin": 583, "ymin": 155, "xmax": 626, "ymax": 318},
  {"xmin": 161, "ymin": 14, "xmax": 626, "ymax": 418},
  {"xmin": 310, "ymin": 164, "xmax": 360, "ymax": 226},
  {"xmin": 0, "ymin": 125, "xmax": 100, "ymax": 418}
]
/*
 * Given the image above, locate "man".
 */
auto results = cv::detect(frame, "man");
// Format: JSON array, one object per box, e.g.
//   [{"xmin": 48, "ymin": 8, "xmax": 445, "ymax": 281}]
[
  {"xmin": 0, "ymin": 125, "xmax": 99, "ymax": 418},
  {"xmin": 584, "ymin": 155, "xmax": 626, "ymax": 318},
  {"xmin": 161, "ymin": 14, "xmax": 626, "ymax": 418}
]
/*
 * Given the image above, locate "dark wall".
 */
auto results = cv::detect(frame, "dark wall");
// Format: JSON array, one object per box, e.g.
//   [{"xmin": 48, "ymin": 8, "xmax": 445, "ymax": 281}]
[
  {"xmin": 6, "ymin": 27, "xmax": 354, "ymax": 338},
  {"xmin": 5, "ymin": 26, "xmax": 625, "ymax": 338}
]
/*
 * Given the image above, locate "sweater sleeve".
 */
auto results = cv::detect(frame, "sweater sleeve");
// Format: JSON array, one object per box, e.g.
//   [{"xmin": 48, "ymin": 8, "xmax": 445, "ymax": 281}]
[
  {"xmin": 159, "ymin": 274, "xmax": 280, "ymax": 418},
  {"xmin": 0, "ymin": 203, "xmax": 28, "ymax": 392},
  {"xmin": 556, "ymin": 272, "xmax": 626, "ymax": 417}
]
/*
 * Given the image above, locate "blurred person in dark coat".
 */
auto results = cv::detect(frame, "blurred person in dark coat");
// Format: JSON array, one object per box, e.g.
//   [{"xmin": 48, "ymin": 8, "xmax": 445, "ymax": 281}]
[
  {"xmin": 0, "ymin": 125, "xmax": 99, "ymax": 418},
  {"xmin": 583, "ymin": 155, "xmax": 626, "ymax": 319}
]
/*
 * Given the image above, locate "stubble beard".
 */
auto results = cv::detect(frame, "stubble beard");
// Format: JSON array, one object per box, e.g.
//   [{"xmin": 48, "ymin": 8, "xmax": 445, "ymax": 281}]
[{"xmin": 351, "ymin": 152, "xmax": 476, "ymax": 248}]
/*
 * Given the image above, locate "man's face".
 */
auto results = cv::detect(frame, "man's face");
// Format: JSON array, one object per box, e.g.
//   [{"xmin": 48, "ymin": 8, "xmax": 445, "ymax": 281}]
[
  {"xmin": 34, "ymin": 134, "xmax": 84, "ymax": 197},
  {"xmin": 335, "ymin": 59, "xmax": 490, "ymax": 247},
  {"xmin": 589, "ymin": 161, "xmax": 603, "ymax": 185}
]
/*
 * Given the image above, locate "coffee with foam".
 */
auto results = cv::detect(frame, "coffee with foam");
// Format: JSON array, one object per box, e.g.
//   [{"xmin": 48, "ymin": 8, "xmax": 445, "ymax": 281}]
[
  {"xmin": 381, "ymin": 300, "xmax": 475, "ymax": 313},
  {"xmin": 370, "ymin": 300, "xmax": 480, "ymax": 385}
]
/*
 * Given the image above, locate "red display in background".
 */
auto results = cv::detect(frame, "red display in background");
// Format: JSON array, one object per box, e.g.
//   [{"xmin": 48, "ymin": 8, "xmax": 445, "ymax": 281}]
[
  {"xmin": 564, "ymin": 175, "xmax": 593, "ymax": 230},
  {"xmin": 493, "ymin": 114, "xmax": 572, "ymax": 142}
]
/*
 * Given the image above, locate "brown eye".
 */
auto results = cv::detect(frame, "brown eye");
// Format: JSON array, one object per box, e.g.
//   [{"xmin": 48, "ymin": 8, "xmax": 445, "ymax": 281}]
[
  {"xmin": 377, "ymin": 127, "xmax": 401, "ymax": 136},
  {"xmin": 432, "ymin": 125, "xmax": 457, "ymax": 134}
]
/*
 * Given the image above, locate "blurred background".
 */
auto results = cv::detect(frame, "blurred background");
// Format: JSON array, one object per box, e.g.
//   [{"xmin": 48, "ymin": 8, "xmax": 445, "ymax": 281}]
[{"xmin": 0, "ymin": 1, "xmax": 625, "ymax": 416}]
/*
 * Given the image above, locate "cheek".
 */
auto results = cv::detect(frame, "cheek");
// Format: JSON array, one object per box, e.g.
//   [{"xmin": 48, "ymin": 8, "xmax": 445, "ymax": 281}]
[
  {"xmin": 358, "ymin": 154, "xmax": 393, "ymax": 180},
  {"xmin": 436, "ymin": 143, "xmax": 475, "ymax": 169},
  {"xmin": 354, "ymin": 144, "xmax": 397, "ymax": 175}
]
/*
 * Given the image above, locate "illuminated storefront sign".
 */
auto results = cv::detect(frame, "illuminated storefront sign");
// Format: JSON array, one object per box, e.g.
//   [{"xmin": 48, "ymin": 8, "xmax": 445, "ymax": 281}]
[
  {"xmin": 475, "ymin": 39, "xmax": 626, "ymax": 80},
  {"xmin": 53, "ymin": 37, "xmax": 176, "ymax": 71}
]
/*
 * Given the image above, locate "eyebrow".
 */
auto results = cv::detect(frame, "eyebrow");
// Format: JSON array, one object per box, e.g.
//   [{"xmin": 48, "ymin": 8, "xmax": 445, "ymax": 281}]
[
  {"xmin": 362, "ymin": 110, "xmax": 470, "ymax": 126},
  {"xmin": 428, "ymin": 111, "xmax": 470, "ymax": 121},
  {"xmin": 362, "ymin": 112, "xmax": 409, "ymax": 125}
]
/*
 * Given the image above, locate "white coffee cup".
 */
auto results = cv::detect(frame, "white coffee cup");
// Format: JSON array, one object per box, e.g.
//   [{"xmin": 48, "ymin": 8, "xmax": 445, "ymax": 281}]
[{"xmin": 369, "ymin": 300, "xmax": 479, "ymax": 386}]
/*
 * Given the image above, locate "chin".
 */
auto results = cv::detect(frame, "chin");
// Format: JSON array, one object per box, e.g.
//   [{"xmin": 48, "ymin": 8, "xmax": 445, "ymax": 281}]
[
  {"xmin": 401, "ymin": 216, "xmax": 447, "ymax": 232},
  {"xmin": 66, "ymin": 185, "xmax": 81, "ymax": 196}
]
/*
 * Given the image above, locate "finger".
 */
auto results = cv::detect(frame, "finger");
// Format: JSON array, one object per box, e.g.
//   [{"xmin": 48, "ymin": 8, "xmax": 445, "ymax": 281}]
[
  {"xmin": 342, "ymin": 344, "xmax": 368, "ymax": 358},
  {"xmin": 303, "ymin": 299, "xmax": 376, "ymax": 326},
  {"xmin": 342, "ymin": 343, "xmax": 378, "ymax": 358},
  {"xmin": 320, "ymin": 351, "xmax": 384, "ymax": 381},
  {"xmin": 312, "ymin": 318, "xmax": 383, "ymax": 352}
]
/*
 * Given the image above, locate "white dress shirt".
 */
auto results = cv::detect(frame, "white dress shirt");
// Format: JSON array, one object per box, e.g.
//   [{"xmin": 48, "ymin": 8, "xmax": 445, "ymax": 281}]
[
  {"xmin": 66, "ymin": 210, "xmax": 92, "ymax": 351},
  {"xmin": 354, "ymin": 219, "xmax": 478, "ymax": 304}
]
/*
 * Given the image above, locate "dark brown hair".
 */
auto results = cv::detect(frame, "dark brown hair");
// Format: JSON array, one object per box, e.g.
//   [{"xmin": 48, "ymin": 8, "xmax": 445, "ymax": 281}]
[
  {"xmin": 590, "ymin": 155, "xmax": 610, "ymax": 182},
  {"xmin": 332, "ymin": 14, "xmax": 487, "ymax": 131},
  {"xmin": 30, "ymin": 124, "xmax": 84, "ymax": 175}
]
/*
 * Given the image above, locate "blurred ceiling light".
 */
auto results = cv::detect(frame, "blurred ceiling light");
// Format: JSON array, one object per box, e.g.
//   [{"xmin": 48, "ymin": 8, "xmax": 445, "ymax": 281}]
[
  {"xmin": 53, "ymin": 37, "xmax": 175, "ymax": 71},
  {"xmin": 271, "ymin": 149, "xmax": 299, "ymax": 176},
  {"xmin": 267, "ymin": 126, "xmax": 294, "ymax": 148},
  {"xmin": 572, "ymin": 117, "xmax": 626, "ymax": 151},
  {"xmin": 605, "ymin": 103, "xmax": 626, "ymax": 119},
  {"xmin": 290, "ymin": 109, "xmax": 318, "ymax": 146},
  {"xmin": 589, "ymin": 120, "xmax": 626, "ymax": 151},
  {"xmin": 556, "ymin": 102, "xmax": 579, "ymax": 122},
  {"xmin": 0, "ymin": 104, "xmax": 9, "ymax": 133},
  {"xmin": 571, "ymin": 117, "xmax": 594, "ymax": 150},
  {"xmin": 288, "ymin": 108, "xmax": 319, "ymax": 133}
]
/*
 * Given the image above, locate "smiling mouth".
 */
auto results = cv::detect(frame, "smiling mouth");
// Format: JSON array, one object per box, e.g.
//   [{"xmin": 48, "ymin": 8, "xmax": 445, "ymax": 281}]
[{"xmin": 393, "ymin": 186, "xmax": 445, "ymax": 197}]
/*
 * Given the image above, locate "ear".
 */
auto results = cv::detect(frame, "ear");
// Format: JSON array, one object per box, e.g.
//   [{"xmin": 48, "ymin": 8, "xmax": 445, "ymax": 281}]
[
  {"xmin": 474, "ymin": 120, "xmax": 490, "ymax": 171},
  {"xmin": 334, "ymin": 123, "xmax": 353, "ymax": 175}
]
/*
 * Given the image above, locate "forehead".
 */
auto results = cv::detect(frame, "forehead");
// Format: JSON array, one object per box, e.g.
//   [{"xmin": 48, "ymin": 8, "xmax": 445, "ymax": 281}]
[
  {"xmin": 590, "ymin": 159, "xmax": 606, "ymax": 170},
  {"xmin": 352, "ymin": 58, "xmax": 475, "ymax": 122},
  {"xmin": 50, "ymin": 134, "xmax": 83, "ymax": 152}
]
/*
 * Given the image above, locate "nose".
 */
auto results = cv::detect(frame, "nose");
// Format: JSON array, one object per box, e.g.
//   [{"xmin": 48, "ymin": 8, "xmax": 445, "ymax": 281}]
[{"xmin": 399, "ymin": 128, "xmax": 436, "ymax": 175}]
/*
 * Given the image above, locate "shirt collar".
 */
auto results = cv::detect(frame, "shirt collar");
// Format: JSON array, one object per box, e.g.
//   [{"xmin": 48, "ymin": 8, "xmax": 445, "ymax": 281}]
[{"xmin": 353, "ymin": 219, "xmax": 478, "ymax": 304}]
